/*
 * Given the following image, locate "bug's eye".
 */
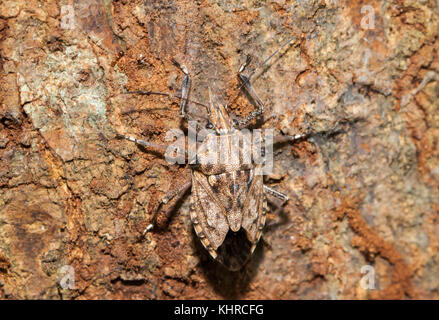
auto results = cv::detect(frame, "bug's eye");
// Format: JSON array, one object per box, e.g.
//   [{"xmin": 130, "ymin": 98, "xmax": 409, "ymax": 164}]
[{"xmin": 206, "ymin": 122, "xmax": 214, "ymax": 129}]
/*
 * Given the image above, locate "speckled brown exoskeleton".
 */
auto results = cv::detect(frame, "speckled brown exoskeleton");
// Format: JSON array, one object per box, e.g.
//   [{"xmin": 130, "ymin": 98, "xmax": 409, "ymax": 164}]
[{"xmin": 118, "ymin": 38, "xmax": 307, "ymax": 271}]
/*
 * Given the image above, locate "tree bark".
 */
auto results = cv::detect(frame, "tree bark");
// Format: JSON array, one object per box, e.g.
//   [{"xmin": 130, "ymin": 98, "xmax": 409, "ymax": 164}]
[{"xmin": 0, "ymin": 0, "xmax": 438, "ymax": 299}]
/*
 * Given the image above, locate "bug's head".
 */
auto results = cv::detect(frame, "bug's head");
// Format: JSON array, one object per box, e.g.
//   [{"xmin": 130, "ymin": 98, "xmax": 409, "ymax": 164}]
[{"xmin": 207, "ymin": 87, "xmax": 233, "ymax": 134}]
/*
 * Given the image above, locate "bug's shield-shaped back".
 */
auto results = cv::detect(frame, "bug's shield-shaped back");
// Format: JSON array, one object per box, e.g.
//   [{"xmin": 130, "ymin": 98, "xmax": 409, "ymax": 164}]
[{"xmin": 191, "ymin": 166, "xmax": 265, "ymax": 271}]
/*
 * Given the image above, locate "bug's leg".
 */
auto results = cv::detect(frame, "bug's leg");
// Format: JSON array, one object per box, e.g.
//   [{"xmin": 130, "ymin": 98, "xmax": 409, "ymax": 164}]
[
  {"xmin": 116, "ymin": 134, "xmax": 168, "ymax": 153},
  {"xmin": 273, "ymin": 133, "xmax": 308, "ymax": 144},
  {"xmin": 171, "ymin": 58, "xmax": 191, "ymax": 119},
  {"xmin": 116, "ymin": 133, "xmax": 187, "ymax": 163},
  {"xmin": 260, "ymin": 198, "xmax": 277, "ymax": 250},
  {"xmin": 264, "ymin": 185, "xmax": 289, "ymax": 221},
  {"xmin": 260, "ymin": 233, "xmax": 272, "ymax": 250},
  {"xmin": 145, "ymin": 179, "xmax": 192, "ymax": 234},
  {"xmin": 236, "ymin": 56, "xmax": 266, "ymax": 127},
  {"xmin": 262, "ymin": 183, "xmax": 296, "ymax": 248},
  {"xmin": 273, "ymin": 122, "xmax": 350, "ymax": 146},
  {"xmin": 264, "ymin": 185, "xmax": 289, "ymax": 205},
  {"xmin": 262, "ymin": 185, "xmax": 290, "ymax": 239},
  {"xmin": 233, "ymin": 38, "xmax": 298, "ymax": 128}
]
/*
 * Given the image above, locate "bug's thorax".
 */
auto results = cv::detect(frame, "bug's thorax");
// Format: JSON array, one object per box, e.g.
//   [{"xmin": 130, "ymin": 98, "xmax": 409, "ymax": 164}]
[{"xmin": 194, "ymin": 131, "xmax": 253, "ymax": 175}]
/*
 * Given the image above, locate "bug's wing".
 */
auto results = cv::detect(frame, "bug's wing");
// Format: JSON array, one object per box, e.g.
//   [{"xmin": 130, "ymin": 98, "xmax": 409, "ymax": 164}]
[
  {"xmin": 241, "ymin": 167, "xmax": 265, "ymax": 244},
  {"xmin": 190, "ymin": 171, "xmax": 229, "ymax": 256}
]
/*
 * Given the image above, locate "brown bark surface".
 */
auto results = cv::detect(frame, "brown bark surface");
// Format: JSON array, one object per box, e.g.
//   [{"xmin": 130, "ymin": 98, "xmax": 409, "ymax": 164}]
[{"xmin": 0, "ymin": 0, "xmax": 438, "ymax": 299}]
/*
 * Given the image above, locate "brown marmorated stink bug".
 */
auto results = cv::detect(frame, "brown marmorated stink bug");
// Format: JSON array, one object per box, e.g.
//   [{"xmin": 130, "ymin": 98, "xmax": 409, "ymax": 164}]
[{"xmin": 117, "ymin": 38, "xmax": 308, "ymax": 271}]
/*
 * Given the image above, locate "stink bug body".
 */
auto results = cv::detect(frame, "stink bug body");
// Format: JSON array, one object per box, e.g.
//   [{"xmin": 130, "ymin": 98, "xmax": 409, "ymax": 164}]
[
  {"xmin": 188, "ymin": 92, "xmax": 269, "ymax": 270},
  {"xmin": 118, "ymin": 38, "xmax": 305, "ymax": 271}
]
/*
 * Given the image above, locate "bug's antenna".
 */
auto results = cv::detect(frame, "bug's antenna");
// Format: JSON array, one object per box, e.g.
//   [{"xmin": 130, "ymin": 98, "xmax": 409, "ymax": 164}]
[
  {"xmin": 124, "ymin": 90, "xmax": 210, "ymax": 111},
  {"xmin": 249, "ymin": 36, "xmax": 298, "ymax": 80},
  {"xmin": 239, "ymin": 55, "xmax": 252, "ymax": 73},
  {"xmin": 225, "ymin": 36, "xmax": 299, "ymax": 127},
  {"xmin": 171, "ymin": 58, "xmax": 191, "ymax": 118},
  {"xmin": 231, "ymin": 36, "xmax": 299, "ymax": 104}
]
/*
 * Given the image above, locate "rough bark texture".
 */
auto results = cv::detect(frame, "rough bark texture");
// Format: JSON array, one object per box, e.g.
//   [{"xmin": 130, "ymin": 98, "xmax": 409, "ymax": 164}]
[{"xmin": 0, "ymin": 0, "xmax": 438, "ymax": 299}]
